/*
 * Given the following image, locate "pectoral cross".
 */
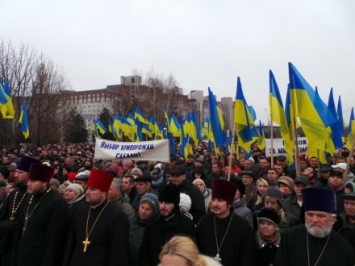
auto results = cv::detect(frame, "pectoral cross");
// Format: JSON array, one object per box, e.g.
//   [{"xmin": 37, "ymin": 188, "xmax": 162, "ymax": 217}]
[
  {"xmin": 83, "ymin": 237, "xmax": 91, "ymax": 253},
  {"xmin": 214, "ymin": 253, "xmax": 221, "ymax": 262},
  {"xmin": 9, "ymin": 216, "xmax": 15, "ymax": 222}
]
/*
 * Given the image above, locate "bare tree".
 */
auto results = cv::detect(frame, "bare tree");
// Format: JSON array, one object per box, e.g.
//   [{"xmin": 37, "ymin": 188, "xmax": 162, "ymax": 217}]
[{"xmin": 0, "ymin": 40, "xmax": 70, "ymax": 146}]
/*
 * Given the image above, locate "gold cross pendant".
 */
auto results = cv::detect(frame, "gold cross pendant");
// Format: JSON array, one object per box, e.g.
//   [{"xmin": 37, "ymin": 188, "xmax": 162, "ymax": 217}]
[{"xmin": 83, "ymin": 237, "xmax": 91, "ymax": 253}]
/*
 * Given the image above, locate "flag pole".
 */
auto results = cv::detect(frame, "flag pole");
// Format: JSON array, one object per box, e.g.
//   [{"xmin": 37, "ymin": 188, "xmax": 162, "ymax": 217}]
[
  {"xmin": 345, "ymin": 136, "xmax": 355, "ymax": 180},
  {"xmin": 270, "ymin": 112, "xmax": 274, "ymax": 168},
  {"xmin": 228, "ymin": 121, "xmax": 236, "ymax": 181}
]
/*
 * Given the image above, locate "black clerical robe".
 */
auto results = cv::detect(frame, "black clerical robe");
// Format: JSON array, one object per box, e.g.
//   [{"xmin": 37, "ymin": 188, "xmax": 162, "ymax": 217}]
[
  {"xmin": 63, "ymin": 199, "xmax": 130, "ymax": 266},
  {"xmin": 274, "ymin": 225, "xmax": 355, "ymax": 266},
  {"xmin": 0, "ymin": 184, "xmax": 29, "ymax": 265},
  {"xmin": 196, "ymin": 211, "xmax": 257, "ymax": 266},
  {"xmin": 16, "ymin": 188, "xmax": 69, "ymax": 266}
]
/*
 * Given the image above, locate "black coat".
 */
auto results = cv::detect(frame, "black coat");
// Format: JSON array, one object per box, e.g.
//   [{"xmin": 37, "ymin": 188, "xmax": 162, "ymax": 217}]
[
  {"xmin": 197, "ymin": 212, "xmax": 257, "ymax": 266},
  {"xmin": 139, "ymin": 211, "xmax": 196, "ymax": 266},
  {"xmin": 275, "ymin": 225, "xmax": 355, "ymax": 266},
  {"xmin": 63, "ymin": 200, "xmax": 130, "ymax": 266},
  {"xmin": 16, "ymin": 189, "xmax": 69, "ymax": 266}
]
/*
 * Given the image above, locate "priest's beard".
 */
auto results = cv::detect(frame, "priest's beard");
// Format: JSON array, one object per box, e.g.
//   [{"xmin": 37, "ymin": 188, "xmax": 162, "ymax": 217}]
[{"xmin": 305, "ymin": 222, "xmax": 332, "ymax": 238}]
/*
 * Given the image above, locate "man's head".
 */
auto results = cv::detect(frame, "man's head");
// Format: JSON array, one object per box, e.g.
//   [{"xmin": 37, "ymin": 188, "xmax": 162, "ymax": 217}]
[
  {"xmin": 168, "ymin": 165, "xmax": 187, "ymax": 186},
  {"xmin": 328, "ymin": 170, "xmax": 344, "ymax": 188},
  {"xmin": 107, "ymin": 178, "xmax": 123, "ymax": 202},
  {"xmin": 267, "ymin": 168, "xmax": 278, "ymax": 182},
  {"xmin": 134, "ymin": 172, "xmax": 152, "ymax": 196},
  {"xmin": 343, "ymin": 192, "xmax": 355, "ymax": 220},
  {"xmin": 259, "ymin": 157, "xmax": 270, "ymax": 170},
  {"xmin": 331, "ymin": 162, "xmax": 347, "ymax": 173},
  {"xmin": 122, "ymin": 174, "xmax": 135, "ymax": 194},
  {"xmin": 74, "ymin": 170, "xmax": 90, "ymax": 190},
  {"xmin": 294, "ymin": 175, "xmax": 310, "ymax": 198},
  {"xmin": 211, "ymin": 179, "xmax": 237, "ymax": 219},
  {"xmin": 240, "ymin": 171, "xmax": 255, "ymax": 188},
  {"xmin": 303, "ymin": 187, "xmax": 336, "ymax": 238},
  {"xmin": 14, "ymin": 156, "xmax": 42, "ymax": 186},
  {"xmin": 158, "ymin": 183, "xmax": 180, "ymax": 218},
  {"xmin": 211, "ymin": 162, "xmax": 222, "ymax": 175},
  {"xmin": 27, "ymin": 163, "xmax": 54, "ymax": 195},
  {"xmin": 85, "ymin": 169, "xmax": 114, "ymax": 205}
]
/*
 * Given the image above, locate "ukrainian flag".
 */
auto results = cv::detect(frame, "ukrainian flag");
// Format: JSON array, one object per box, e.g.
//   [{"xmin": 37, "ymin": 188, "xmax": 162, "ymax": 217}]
[
  {"xmin": 347, "ymin": 108, "xmax": 355, "ymax": 149},
  {"xmin": 134, "ymin": 107, "xmax": 149, "ymax": 124},
  {"xmin": 0, "ymin": 79, "xmax": 15, "ymax": 119},
  {"xmin": 269, "ymin": 70, "xmax": 293, "ymax": 157},
  {"xmin": 208, "ymin": 87, "xmax": 225, "ymax": 148},
  {"xmin": 288, "ymin": 63, "xmax": 337, "ymax": 160},
  {"xmin": 234, "ymin": 77, "xmax": 257, "ymax": 153},
  {"xmin": 19, "ymin": 103, "xmax": 29, "ymax": 139}
]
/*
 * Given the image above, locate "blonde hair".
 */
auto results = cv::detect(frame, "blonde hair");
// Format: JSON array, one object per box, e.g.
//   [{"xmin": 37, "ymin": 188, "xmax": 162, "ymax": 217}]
[
  {"xmin": 159, "ymin": 236, "xmax": 206, "ymax": 266},
  {"xmin": 255, "ymin": 178, "xmax": 269, "ymax": 206}
]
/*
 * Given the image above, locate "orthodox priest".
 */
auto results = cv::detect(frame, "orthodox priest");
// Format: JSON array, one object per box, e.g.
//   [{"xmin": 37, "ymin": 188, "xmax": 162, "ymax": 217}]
[
  {"xmin": 16, "ymin": 163, "xmax": 69, "ymax": 266},
  {"xmin": 275, "ymin": 187, "xmax": 355, "ymax": 266},
  {"xmin": 196, "ymin": 179, "xmax": 257, "ymax": 266},
  {"xmin": 0, "ymin": 156, "xmax": 41, "ymax": 265},
  {"xmin": 63, "ymin": 169, "xmax": 130, "ymax": 266}
]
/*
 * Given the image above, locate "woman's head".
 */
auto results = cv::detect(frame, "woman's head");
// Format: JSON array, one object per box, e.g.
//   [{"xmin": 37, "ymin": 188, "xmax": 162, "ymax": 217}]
[
  {"xmin": 256, "ymin": 178, "xmax": 269, "ymax": 195},
  {"xmin": 64, "ymin": 183, "xmax": 83, "ymax": 203},
  {"xmin": 159, "ymin": 236, "xmax": 205, "ymax": 266}
]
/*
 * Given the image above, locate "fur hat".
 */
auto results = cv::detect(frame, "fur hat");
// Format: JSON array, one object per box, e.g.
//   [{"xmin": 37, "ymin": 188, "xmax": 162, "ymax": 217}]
[
  {"xmin": 66, "ymin": 183, "xmax": 84, "ymax": 196},
  {"xmin": 17, "ymin": 156, "xmax": 42, "ymax": 172},
  {"xmin": 278, "ymin": 176, "xmax": 294, "ymax": 190},
  {"xmin": 262, "ymin": 188, "xmax": 284, "ymax": 208},
  {"xmin": 257, "ymin": 208, "xmax": 280, "ymax": 226},
  {"xmin": 140, "ymin": 193, "xmax": 159, "ymax": 214},
  {"xmin": 302, "ymin": 187, "xmax": 335, "ymax": 213},
  {"xmin": 179, "ymin": 193, "xmax": 192, "ymax": 213},
  {"xmin": 159, "ymin": 183, "xmax": 180, "ymax": 205},
  {"xmin": 211, "ymin": 179, "xmax": 237, "ymax": 205},
  {"xmin": 28, "ymin": 163, "xmax": 54, "ymax": 183},
  {"xmin": 87, "ymin": 169, "xmax": 114, "ymax": 192}
]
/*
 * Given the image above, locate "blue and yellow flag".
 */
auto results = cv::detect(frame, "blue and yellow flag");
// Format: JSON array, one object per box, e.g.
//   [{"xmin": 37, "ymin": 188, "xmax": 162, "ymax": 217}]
[
  {"xmin": 19, "ymin": 103, "xmax": 29, "ymax": 139},
  {"xmin": 95, "ymin": 118, "xmax": 107, "ymax": 135},
  {"xmin": 269, "ymin": 70, "xmax": 293, "ymax": 157},
  {"xmin": 288, "ymin": 63, "xmax": 337, "ymax": 161},
  {"xmin": 113, "ymin": 113, "xmax": 122, "ymax": 138},
  {"xmin": 0, "ymin": 79, "xmax": 15, "ymax": 119},
  {"xmin": 337, "ymin": 96, "xmax": 345, "ymax": 145},
  {"xmin": 347, "ymin": 108, "xmax": 355, "ymax": 149},
  {"xmin": 327, "ymin": 88, "xmax": 343, "ymax": 150},
  {"xmin": 134, "ymin": 107, "xmax": 149, "ymax": 124},
  {"xmin": 208, "ymin": 87, "xmax": 225, "ymax": 148},
  {"xmin": 234, "ymin": 77, "xmax": 257, "ymax": 153}
]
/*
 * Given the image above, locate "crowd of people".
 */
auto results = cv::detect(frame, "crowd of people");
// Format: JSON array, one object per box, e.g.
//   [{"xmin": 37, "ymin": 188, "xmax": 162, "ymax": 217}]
[{"xmin": 0, "ymin": 142, "xmax": 355, "ymax": 265}]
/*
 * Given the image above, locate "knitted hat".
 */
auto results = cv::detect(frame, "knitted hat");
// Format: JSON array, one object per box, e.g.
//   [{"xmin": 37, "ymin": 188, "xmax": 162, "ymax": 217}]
[
  {"xmin": 262, "ymin": 188, "xmax": 284, "ymax": 208},
  {"xmin": 257, "ymin": 208, "xmax": 280, "ymax": 226},
  {"xmin": 28, "ymin": 163, "xmax": 55, "ymax": 183},
  {"xmin": 229, "ymin": 177, "xmax": 246, "ymax": 196},
  {"xmin": 159, "ymin": 183, "xmax": 180, "ymax": 205},
  {"xmin": 140, "ymin": 193, "xmax": 159, "ymax": 214},
  {"xmin": 192, "ymin": 178, "xmax": 206, "ymax": 187},
  {"xmin": 87, "ymin": 169, "xmax": 114, "ymax": 192},
  {"xmin": 278, "ymin": 176, "xmax": 295, "ymax": 190},
  {"xmin": 302, "ymin": 187, "xmax": 335, "ymax": 213},
  {"xmin": 17, "ymin": 156, "xmax": 42, "ymax": 172},
  {"xmin": 179, "ymin": 193, "xmax": 192, "ymax": 213},
  {"xmin": 211, "ymin": 179, "xmax": 237, "ymax": 205},
  {"xmin": 66, "ymin": 183, "xmax": 84, "ymax": 196}
]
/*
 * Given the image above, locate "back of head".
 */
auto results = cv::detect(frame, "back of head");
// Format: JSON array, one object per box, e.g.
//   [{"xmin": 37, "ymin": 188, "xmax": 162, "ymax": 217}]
[{"xmin": 159, "ymin": 236, "xmax": 206, "ymax": 266}]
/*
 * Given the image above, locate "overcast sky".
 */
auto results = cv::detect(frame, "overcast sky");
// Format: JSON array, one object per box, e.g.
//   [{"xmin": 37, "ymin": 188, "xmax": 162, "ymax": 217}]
[{"xmin": 1, "ymin": 0, "xmax": 354, "ymax": 124}]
